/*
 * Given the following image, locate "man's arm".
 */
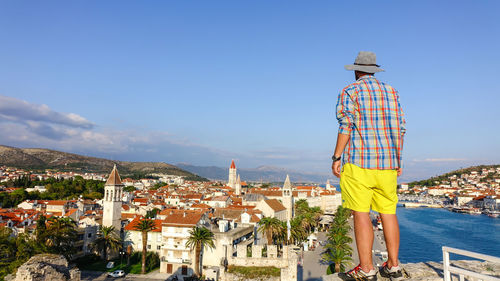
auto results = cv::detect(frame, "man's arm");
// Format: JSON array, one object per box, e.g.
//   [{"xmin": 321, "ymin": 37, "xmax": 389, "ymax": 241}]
[
  {"xmin": 333, "ymin": 86, "xmax": 356, "ymax": 178},
  {"xmin": 332, "ymin": 133, "xmax": 350, "ymax": 178}
]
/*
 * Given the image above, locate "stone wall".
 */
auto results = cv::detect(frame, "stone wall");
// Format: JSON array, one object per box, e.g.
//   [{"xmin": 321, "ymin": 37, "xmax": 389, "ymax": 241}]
[
  {"xmin": 321, "ymin": 260, "xmax": 500, "ymax": 281},
  {"xmin": 221, "ymin": 272, "xmax": 280, "ymax": 281},
  {"xmin": 7, "ymin": 254, "xmax": 80, "ymax": 281},
  {"xmin": 227, "ymin": 245, "xmax": 298, "ymax": 281}
]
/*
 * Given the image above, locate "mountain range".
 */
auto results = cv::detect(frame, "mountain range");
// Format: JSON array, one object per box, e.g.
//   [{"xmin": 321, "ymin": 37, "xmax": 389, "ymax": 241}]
[
  {"xmin": 0, "ymin": 145, "xmax": 204, "ymax": 180},
  {"xmin": 0, "ymin": 145, "xmax": 332, "ymax": 183},
  {"xmin": 176, "ymin": 163, "xmax": 331, "ymax": 183}
]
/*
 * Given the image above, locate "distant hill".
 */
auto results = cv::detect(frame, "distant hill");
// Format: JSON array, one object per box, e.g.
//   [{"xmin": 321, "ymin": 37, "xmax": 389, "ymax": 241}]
[
  {"xmin": 0, "ymin": 145, "xmax": 207, "ymax": 181},
  {"xmin": 408, "ymin": 164, "xmax": 500, "ymax": 187},
  {"xmin": 177, "ymin": 163, "xmax": 331, "ymax": 183}
]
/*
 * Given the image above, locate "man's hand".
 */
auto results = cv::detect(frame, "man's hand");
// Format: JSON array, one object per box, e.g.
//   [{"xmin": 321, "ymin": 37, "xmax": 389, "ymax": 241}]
[
  {"xmin": 397, "ymin": 168, "xmax": 402, "ymax": 177},
  {"xmin": 332, "ymin": 161, "xmax": 341, "ymax": 178}
]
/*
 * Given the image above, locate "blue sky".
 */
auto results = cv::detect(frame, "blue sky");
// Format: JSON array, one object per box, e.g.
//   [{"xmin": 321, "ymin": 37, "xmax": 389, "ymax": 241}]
[{"xmin": 0, "ymin": 1, "xmax": 499, "ymax": 182}]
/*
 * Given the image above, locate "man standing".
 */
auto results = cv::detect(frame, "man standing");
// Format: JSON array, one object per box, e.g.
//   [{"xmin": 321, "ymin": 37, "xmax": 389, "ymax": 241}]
[{"xmin": 332, "ymin": 51, "xmax": 406, "ymax": 281}]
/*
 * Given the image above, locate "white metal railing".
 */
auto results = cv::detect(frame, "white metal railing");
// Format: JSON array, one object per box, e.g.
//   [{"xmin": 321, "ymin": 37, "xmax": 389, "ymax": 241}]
[{"xmin": 443, "ymin": 246, "xmax": 500, "ymax": 281}]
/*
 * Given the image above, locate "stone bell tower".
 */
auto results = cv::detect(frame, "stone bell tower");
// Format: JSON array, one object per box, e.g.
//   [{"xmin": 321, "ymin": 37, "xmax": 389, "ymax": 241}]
[
  {"xmin": 282, "ymin": 174, "xmax": 294, "ymax": 221},
  {"xmin": 103, "ymin": 164, "xmax": 123, "ymax": 232},
  {"xmin": 228, "ymin": 160, "xmax": 237, "ymax": 188}
]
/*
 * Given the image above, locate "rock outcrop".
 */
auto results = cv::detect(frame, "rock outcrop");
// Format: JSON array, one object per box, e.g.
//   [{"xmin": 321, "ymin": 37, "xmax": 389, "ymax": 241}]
[
  {"xmin": 321, "ymin": 260, "xmax": 500, "ymax": 281},
  {"xmin": 9, "ymin": 254, "xmax": 80, "ymax": 281}
]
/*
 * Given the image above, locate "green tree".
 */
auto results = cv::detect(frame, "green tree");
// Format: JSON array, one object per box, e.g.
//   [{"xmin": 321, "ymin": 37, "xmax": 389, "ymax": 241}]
[
  {"xmin": 0, "ymin": 227, "xmax": 15, "ymax": 264},
  {"xmin": 44, "ymin": 217, "xmax": 77, "ymax": 259},
  {"xmin": 289, "ymin": 217, "xmax": 307, "ymax": 245},
  {"xmin": 133, "ymin": 218, "xmax": 156, "ymax": 274},
  {"xmin": 35, "ymin": 215, "xmax": 47, "ymax": 244},
  {"xmin": 123, "ymin": 186, "xmax": 136, "ymax": 192},
  {"xmin": 91, "ymin": 226, "xmax": 122, "ymax": 261},
  {"xmin": 258, "ymin": 217, "xmax": 282, "ymax": 245},
  {"xmin": 145, "ymin": 208, "xmax": 160, "ymax": 219},
  {"xmin": 295, "ymin": 199, "xmax": 310, "ymax": 216},
  {"xmin": 185, "ymin": 226, "xmax": 215, "ymax": 277},
  {"xmin": 322, "ymin": 206, "xmax": 353, "ymax": 273}
]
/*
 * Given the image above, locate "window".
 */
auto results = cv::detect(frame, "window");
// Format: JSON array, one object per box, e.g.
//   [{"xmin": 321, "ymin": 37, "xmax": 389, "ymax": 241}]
[
  {"xmin": 147, "ymin": 245, "xmax": 151, "ymax": 249},
  {"xmin": 157, "ymin": 245, "xmax": 161, "ymax": 250},
  {"xmin": 87, "ymin": 233, "xmax": 92, "ymax": 238}
]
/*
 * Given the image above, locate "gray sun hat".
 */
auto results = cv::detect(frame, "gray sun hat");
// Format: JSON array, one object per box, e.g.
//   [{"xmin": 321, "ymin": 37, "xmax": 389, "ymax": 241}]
[{"xmin": 344, "ymin": 51, "xmax": 384, "ymax": 73}]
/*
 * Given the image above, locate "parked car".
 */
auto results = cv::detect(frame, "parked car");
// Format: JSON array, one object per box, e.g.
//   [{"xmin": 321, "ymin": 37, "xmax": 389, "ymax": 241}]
[{"xmin": 108, "ymin": 270, "xmax": 125, "ymax": 278}]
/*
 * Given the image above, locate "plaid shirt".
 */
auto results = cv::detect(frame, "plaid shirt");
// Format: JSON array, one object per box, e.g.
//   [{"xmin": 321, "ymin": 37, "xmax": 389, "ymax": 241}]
[{"xmin": 336, "ymin": 75, "xmax": 406, "ymax": 170}]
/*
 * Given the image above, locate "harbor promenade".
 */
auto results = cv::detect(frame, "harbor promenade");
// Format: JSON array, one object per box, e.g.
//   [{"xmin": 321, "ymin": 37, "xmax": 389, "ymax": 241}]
[{"xmin": 348, "ymin": 213, "xmax": 387, "ymax": 268}]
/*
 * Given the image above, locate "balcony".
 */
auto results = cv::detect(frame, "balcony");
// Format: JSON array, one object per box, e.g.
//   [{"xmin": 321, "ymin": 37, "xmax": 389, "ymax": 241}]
[
  {"xmin": 160, "ymin": 257, "xmax": 192, "ymax": 264},
  {"xmin": 162, "ymin": 244, "xmax": 189, "ymax": 251},
  {"xmin": 162, "ymin": 232, "xmax": 189, "ymax": 238}
]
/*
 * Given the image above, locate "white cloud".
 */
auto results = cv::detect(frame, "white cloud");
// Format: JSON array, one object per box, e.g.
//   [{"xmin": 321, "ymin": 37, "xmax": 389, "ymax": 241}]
[{"xmin": 0, "ymin": 95, "xmax": 94, "ymax": 129}]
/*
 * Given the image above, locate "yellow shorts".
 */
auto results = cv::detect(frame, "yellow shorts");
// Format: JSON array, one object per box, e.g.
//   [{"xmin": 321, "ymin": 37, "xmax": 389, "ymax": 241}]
[{"xmin": 340, "ymin": 163, "xmax": 398, "ymax": 214}]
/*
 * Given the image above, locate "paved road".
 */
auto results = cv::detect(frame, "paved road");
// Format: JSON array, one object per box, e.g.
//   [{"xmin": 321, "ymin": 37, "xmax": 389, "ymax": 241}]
[
  {"xmin": 298, "ymin": 232, "xmax": 329, "ymax": 281},
  {"xmin": 81, "ymin": 270, "xmax": 173, "ymax": 281},
  {"xmin": 349, "ymin": 213, "xmax": 388, "ymax": 268}
]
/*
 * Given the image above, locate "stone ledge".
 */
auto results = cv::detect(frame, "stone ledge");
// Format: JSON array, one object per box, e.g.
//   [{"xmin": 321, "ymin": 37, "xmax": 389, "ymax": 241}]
[
  {"xmin": 321, "ymin": 260, "xmax": 500, "ymax": 281},
  {"xmin": 7, "ymin": 254, "xmax": 80, "ymax": 281}
]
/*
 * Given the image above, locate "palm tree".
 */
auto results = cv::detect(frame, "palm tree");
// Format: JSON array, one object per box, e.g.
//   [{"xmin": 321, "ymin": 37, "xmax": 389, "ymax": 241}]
[
  {"xmin": 257, "ymin": 217, "xmax": 282, "ymax": 244},
  {"xmin": 322, "ymin": 206, "xmax": 353, "ymax": 273},
  {"xmin": 275, "ymin": 221, "xmax": 288, "ymax": 246},
  {"xmin": 185, "ymin": 226, "xmax": 215, "ymax": 277},
  {"xmin": 44, "ymin": 217, "xmax": 77, "ymax": 258},
  {"xmin": 133, "ymin": 218, "xmax": 156, "ymax": 274},
  {"xmin": 289, "ymin": 217, "xmax": 307, "ymax": 245},
  {"xmin": 91, "ymin": 226, "xmax": 121, "ymax": 261},
  {"xmin": 295, "ymin": 199, "xmax": 310, "ymax": 216}
]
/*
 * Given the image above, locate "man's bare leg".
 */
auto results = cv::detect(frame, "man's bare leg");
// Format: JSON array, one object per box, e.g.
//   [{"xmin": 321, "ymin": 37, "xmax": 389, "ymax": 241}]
[
  {"xmin": 380, "ymin": 213, "xmax": 400, "ymax": 267},
  {"xmin": 353, "ymin": 211, "xmax": 375, "ymax": 271}
]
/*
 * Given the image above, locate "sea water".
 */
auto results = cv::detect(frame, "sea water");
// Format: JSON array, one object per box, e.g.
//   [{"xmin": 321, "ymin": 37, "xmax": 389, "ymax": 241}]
[{"xmin": 397, "ymin": 207, "xmax": 500, "ymax": 263}]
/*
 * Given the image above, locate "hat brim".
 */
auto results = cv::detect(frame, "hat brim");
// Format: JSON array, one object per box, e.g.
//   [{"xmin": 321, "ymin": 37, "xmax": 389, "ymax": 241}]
[{"xmin": 345, "ymin": 64, "xmax": 384, "ymax": 73}]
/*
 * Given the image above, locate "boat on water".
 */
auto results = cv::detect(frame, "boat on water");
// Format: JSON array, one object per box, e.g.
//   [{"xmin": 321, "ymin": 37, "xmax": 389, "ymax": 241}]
[
  {"xmin": 483, "ymin": 209, "xmax": 500, "ymax": 218},
  {"xmin": 451, "ymin": 206, "xmax": 482, "ymax": 214}
]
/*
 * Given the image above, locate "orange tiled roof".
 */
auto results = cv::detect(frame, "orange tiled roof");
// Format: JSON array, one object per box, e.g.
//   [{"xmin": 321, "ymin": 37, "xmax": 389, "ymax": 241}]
[
  {"xmin": 190, "ymin": 203, "xmax": 212, "ymax": 209},
  {"xmin": 264, "ymin": 199, "xmax": 286, "ymax": 212},
  {"xmin": 44, "ymin": 200, "xmax": 69, "ymax": 206},
  {"xmin": 163, "ymin": 212, "xmax": 203, "ymax": 227},
  {"xmin": 124, "ymin": 216, "xmax": 163, "ymax": 232}
]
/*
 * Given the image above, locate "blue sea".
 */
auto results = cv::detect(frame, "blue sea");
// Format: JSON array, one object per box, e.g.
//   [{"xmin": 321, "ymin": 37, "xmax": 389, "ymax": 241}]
[{"xmin": 397, "ymin": 207, "xmax": 500, "ymax": 263}]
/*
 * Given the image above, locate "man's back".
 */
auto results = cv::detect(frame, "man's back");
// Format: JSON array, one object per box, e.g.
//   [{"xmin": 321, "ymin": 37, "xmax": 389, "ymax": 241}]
[{"xmin": 336, "ymin": 75, "xmax": 405, "ymax": 170}]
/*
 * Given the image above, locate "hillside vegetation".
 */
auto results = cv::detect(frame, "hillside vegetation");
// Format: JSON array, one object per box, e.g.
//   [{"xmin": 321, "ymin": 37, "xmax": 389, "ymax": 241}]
[
  {"xmin": 408, "ymin": 164, "xmax": 500, "ymax": 187},
  {"xmin": 0, "ymin": 145, "xmax": 206, "ymax": 181}
]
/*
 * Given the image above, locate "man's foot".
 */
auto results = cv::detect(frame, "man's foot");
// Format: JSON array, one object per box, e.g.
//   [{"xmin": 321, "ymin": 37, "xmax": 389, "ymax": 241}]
[
  {"xmin": 338, "ymin": 264, "xmax": 377, "ymax": 281},
  {"xmin": 379, "ymin": 261, "xmax": 403, "ymax": 280}
]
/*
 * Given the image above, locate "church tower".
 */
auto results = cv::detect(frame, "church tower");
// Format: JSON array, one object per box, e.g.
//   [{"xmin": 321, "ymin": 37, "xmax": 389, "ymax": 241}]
[
  {"xmin": 228, "ymin": 160, "xmax": 237, "ymax": 189},
  {"xmin": 235, "ymin": 174, "xmax": 241, "ymax": 196},
  {"xmin": 282, "ymin": 174, "xmax": 294, "ymax": 221},
  {"xmin": 103, "ymin": 165, "xmax": 123, "ymax": 232},
  {"xmin": 326, "ymin": 179, "xmax": 333, "ymax": 190}
]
